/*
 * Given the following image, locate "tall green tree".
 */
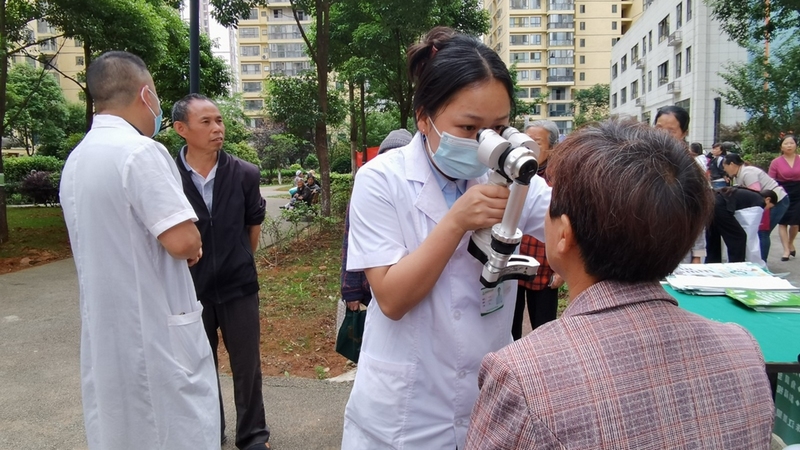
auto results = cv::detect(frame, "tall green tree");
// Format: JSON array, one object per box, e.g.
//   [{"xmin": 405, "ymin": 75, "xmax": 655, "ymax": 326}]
[
  {"xmin": 707, "ymin": 0, "xmax": 800, "ymax": 152},
  {"xmin": 5, "ymin": 64, "xmax": 68, "ymax": 153},
  {"xmin": 1, "ymin": 0, "xmax": 47, "ymax": 244},
  {"xmin": 328, "ymin": 0, "xmax": 489, "ymax": 130},
  {"xmin": 572, "ymin": 84, "xmax": 610, "ymax": 128}
]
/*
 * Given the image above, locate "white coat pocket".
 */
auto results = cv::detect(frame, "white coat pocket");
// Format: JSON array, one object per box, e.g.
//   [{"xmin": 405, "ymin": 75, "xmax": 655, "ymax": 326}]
[{"xmin": 167, "ymin": 309, "xmax": 211, "ymax": 374}]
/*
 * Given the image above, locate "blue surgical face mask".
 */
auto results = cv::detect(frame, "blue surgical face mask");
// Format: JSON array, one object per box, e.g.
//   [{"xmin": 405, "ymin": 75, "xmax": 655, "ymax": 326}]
[
  {"xmin": 141, "ymin": 86, "xmax": 163, "ymax": 138},
  {"xmin": 425, "ymin": 119, "xmax": 487, "ymax": 179}
]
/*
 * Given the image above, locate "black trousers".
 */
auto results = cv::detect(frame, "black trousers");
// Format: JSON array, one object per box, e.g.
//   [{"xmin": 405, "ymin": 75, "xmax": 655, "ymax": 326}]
[
  {"xmin": 202, "ymin": 293, "xmax": 270, "ymax": 449},
  {"xmin": 706, "ymin": 207, "xmax": 747, "ymax": 264},
  {"xmin": 512, "ymin": 286, "xmax": 559, "ymax": 340}
]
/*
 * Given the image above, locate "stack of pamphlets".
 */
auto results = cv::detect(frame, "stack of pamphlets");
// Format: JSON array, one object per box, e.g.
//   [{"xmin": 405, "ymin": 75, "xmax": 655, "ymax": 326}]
[
  {"xmin": 725, "ymin": 289, "xmax": 800, "ymax": 313},
  {"xmin": 665, "ymin": 262, "xmax": 799, "ymax": 295}
]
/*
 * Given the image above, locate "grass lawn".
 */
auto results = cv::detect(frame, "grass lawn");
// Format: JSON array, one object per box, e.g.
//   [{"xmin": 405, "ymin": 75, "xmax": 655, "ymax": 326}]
[{"xmin": 0, "ymin": 207, "xmax": 71, "ymax": 273}]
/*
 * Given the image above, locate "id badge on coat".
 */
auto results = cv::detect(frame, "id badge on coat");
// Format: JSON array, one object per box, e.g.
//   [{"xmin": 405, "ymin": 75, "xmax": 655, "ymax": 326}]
[{"xmin": 480, "ymin": 283, "xmax": 504, "ymax": 316}]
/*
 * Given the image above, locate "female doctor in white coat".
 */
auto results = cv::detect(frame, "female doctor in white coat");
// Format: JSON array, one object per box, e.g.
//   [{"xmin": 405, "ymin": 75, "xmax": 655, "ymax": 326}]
[{"xmin": 342, "ymin": 27, "xmax": 551, "ymax": 449}]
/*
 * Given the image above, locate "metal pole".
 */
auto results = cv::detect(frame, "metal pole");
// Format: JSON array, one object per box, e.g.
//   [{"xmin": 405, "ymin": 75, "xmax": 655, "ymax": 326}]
[{"xmin": 189, "ymin": 0, "xmax": 200, "ymax": 94}]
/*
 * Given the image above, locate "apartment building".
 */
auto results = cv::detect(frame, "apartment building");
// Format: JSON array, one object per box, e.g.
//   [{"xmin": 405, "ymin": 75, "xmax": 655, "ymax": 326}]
[
  {"xmin": 486, "ymin": 0, "xmax": 642, "ymax": 135},
  {"xmin": 9, "ymin": 20, "xmax": 85, "ymax": 103},
  {"xmin": 609, "ymin": 0, "xmax": 748, "ymax": 146},
  {"xmin": 235, "ymin": 4, "xmax": 313, "ymax": 127}
]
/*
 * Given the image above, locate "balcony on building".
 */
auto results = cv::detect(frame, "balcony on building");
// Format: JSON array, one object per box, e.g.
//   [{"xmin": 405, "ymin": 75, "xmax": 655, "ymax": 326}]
[
  {"xmin": 667, "ymin": 80, "xmax": 681, "ymax": 94},
  {"xmin": 668, "ymin": 30, "xmax": 682, "ymax": 47},
  {"xmin": 635, "ymin": 57, "xmax": 645, "ymax": 69},
  {"xmin": 547, "ymin": 1, "xmax": 574, "ymax": 11},
  {"xmin": 547, "ymin": 103, "xmax": 573, "ymax": 117},
  {"xmin": 635, "ymin": 97, "xmax": 644, "ymax": 107},
  {"xmin": 547, "ymin": 14, "xmax": 574, "ymax": 29},
  {"xmin": 548, "ymin": 88, "xmax": 571, "ymax": 102},
  {"xmin": 510, "ymin": 0, "xmax": 542, "ymax": 10}
]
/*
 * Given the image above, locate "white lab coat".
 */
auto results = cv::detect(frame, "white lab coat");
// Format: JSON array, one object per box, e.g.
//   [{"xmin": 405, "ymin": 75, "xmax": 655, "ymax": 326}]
[
  {"xmin": 734, "ymin": 206, "xmax": 766, "ymax": 267},
  {"xmin": 60, "ymin": 115, "xmax": 220, "ymax": 449},
  {"xmin": 343, "ymin": 133, "xmax": 551, "ymax": 449}
]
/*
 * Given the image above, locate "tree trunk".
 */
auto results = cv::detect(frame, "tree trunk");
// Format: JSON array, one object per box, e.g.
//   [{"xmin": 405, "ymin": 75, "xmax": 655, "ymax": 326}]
[
  {"xmin": 349, "ymin": 81, "xmax": 358, "ymax": 173},
  {"xmin": 0, "ymin": 0, "xmax": 9, "ymax": 243},
  {"xmin": 83, "ymin": 40, "xmax": 93, "ymax": 131},
  {"xmin": 314, "ymin": 0, "xmax": 331, "ymax": 216},
  {"xmin": 359, "ymin": 79, "xmax": 367, "ymax": 158}
]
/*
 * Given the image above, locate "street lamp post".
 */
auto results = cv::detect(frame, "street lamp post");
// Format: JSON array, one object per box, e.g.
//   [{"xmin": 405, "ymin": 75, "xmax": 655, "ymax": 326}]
[{"xmin": 189, "ymin": 0, "xmax": 200, "ymax": 94}]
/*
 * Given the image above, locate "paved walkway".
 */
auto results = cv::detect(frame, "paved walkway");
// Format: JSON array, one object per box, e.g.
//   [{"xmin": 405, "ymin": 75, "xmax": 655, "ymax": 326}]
[{"xmin": 1, "ymin": 194, "xmax": 799, "ymax": 448}]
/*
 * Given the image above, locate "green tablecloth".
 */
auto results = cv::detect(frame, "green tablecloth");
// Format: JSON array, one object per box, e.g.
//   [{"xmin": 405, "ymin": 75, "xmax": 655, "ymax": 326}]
[{"xmin": 666, "ymin": 285, "xmax": 800, "ymax": 371}]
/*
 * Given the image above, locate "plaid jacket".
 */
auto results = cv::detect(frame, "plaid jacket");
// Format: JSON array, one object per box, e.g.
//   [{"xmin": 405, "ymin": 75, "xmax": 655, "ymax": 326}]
[
  {"xmin": 466, "ymin": 280, "xmax": 774, "ymax": 449},
  {"xmin": 519, "ymin": 161, "xmax": 553, "ymax": 290}
]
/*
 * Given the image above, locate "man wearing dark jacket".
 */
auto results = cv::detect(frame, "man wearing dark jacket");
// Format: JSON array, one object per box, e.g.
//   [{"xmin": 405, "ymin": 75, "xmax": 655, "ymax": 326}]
[{"xmin": 172, "ymin": 94, "xmax": 271, "ymax": 450}]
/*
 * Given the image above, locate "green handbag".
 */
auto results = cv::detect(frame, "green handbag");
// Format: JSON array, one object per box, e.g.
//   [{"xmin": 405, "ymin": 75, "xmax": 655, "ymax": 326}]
[{"xmin": 336, "ymin": 308, "xmax": 366, "ymax": 363}]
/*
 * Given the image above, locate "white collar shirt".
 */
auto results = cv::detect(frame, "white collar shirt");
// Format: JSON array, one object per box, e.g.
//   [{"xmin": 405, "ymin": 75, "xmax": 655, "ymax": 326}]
[{"xmin": 180, "ymin": 146, "xmax": 218, "ymax": 213}]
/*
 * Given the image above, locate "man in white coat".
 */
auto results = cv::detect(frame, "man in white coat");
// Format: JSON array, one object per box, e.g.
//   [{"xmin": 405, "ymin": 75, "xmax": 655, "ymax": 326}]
[{"xmin": 60, "ymin": 51, "xmax": 220, "ymax": 449}]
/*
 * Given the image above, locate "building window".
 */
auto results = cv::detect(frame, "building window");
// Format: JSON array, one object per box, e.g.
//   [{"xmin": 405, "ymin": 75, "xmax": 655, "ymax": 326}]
[
  {"xmin": 269, "ymin": 43, "xmax": 305, "ymax": 58},
  {"xmin": 547, "ymin": 67, "xmax": 574, "ymax": 82},
  {"xmin": 244, "ymin": 100, "xmax": 264, "ymax": 111},
  {"xmin": 579, "ymin": 55, "xmax": 585, "ymax": 64},
  {"xmin": 242, "ymin": 81, "xmax": 262, "ymax": 93},
  {"xmin": 548, "ymin": 1, "xmax": 574, "ymax": 11},
  {"xmin": 676, "ymin": 98, "xmax": 690, "ymax": 110},
  {"xmin": 270, "ymin": 61, "xmax": 312, "ymax": 76},
  {"xmin": 675, "ymin": 52, "xmax": 682, "ymax": 77},
  {"xmin": 548, "ymin": 49, "xmax": 572, "ymax": 64},
  {"xmin": 533, "ymin": 69, "xmax": 542, "ymax": 80},
  {"xmin": 579, "ymin": 4, "xmax": 585, "ymax": 13},
  {"xmin": 658, "ymin": 17, "xmax": 669, "ymax": 43},
  {"xmin": 631, "ymin": 81, "xmax": 639, "ymax": 99},
  {"xmin": 548, "ymin": 14, "xmax": 574, "ymax": 29},
  {"xmin": 642, "ymin": 36, "xmax": 647, "ymax": 56},
  {"xmin": 642, "ymin": 73, "xmax": 647, "ymax": 92},
  {"xmin": 510, "ymin": 34, "xmax": 542, "ymax": 45},
  {"xmin": 75, "ymin": 56, "xmax": 85, "ymax": 66},
  {"xmin": 579, "ymin": 72, "xmax": 585, "ymax": 81},
  {"xmin": 548, "ymin": 32, "xmax": 574, "ymax": 46},
  {"xmin": 579, "ymin": 21, "xmax": 585, "ymax": 30},
  {"xmin": 74, "ymin": 39, "xmax": 82, "ymax": 47},
  {"xmin": 531, "ymin": 105, "xmax": 542, "ymax": 115},
  {"xmin": 579, "ymin": 38, "xmax": 585, "ymax": 47},
  {"xmin": 273, "ymin": 9, "xmax": 281, "ymax": 18},
  {"xmin": 648, "ymin": 70, "xmax": 652, "ymax": 92},
  {"xmin": 676, "ymin": 3, "xmax": 683, "ymax": 29},
  {"xmin": 517, "ymin": 87, "xmax": 530, "ymax": 98},
  {"xmin": 686, "ymin": 46, "xmax": 692, "ymax": 73},
  {"xmin": 548, "ymin": 103, "xmax": 573, "ymax": 117},
  {"xmin": 642, "ymin": 111, "xmax": 651, "ymax": 124},
  {"xmin": 612, "ymin": 4, "xmax": 617, "ymax": 13},
  {"xmin": 37, "ymin": 20, "xmax": 55, "ymax": 34},
  {"xmin": 268, "ymin": 24, "xmax": 306, "ymax": 39},
  {"xmin": 631, "ymin": 44, "xmax": 639, "ymax": 61},
  {"xmin": 240, "ymin": 45, "xmax": 260, "ymax": 56},
  {"xmin": 510, "ymin": 0, "xmax": 542, "ymax": 9},
  {"xmin": 39, "ymin": 38, "xmax": 58, "ymax": 52},
  {"xmin": 648, "ymin": 30, "xmax": 653, "ymax": 51},
  {"xmin": 241, "ymin": 64, "xmax": 261, "ymax": 75},
  {"xmin": 612, "ymin": 63, "xmax": 618, "ymax": 79},
  {"xmin": 658, "ymin": 61, "xmax": 669, "ymax": 85},
  {"xmin": 612, "ymin": 21, "xmax": 617, "ymax": 30},
  {"xmin": 621, "ymin": 55, "xmax": 627, "ymax": 72},
  {"xmin": 612, "ymin": 37, "xmax": 619, "ymax": 45},
  {"xmin": 612, "ymin": 93, "xmax": 617, "ymax": 108},
  {"xmin": 511, "ymin": 52, "xmax": 529, "ymax": 63},
  {"xmin": 239, "ymin": 27, "xmax": 259, "ymax": 38},
  {"xmin": 687, "ymin": 0, "xmax": 693, "ymax": 21},
  {"xmin": 261, "ymin": 10, "xmax": 268, "ymax": 17},
  {"xmin": 247, "ymin": 8, "xmax": 258, "ymax": 20},
  {"xmin": 621, "ymin": 87, "xmax": 627, "ymax": 105}
]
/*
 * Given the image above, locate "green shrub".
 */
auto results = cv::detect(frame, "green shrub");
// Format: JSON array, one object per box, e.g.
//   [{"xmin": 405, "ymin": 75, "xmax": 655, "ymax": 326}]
[
  {"xmin": 329, "ymin": 173, "xmax": 354, "ymax": 219},
  {"xmin": 3, "ymin": 155, "xmax": 64, "ymax": 183},
  {"xmin": 19, "ymin": 170, "xmax": 59, "ymax": 205},
  {"xmin": 745, "ymin": 152, "xmax": 779, "ymax": 173},
  {"xmin": 331, "ymin": 156, "xmax": 352, "ymax": 174},
  {"xmin": 58, "ymin": 133, "xmax": 85, "ymax": 160},
  {"xmin": 303, "ymin": 154, "xmax": 319, "ymax": 169},
  {"xmin": 224, "ymin": 141, "xmax": 261, "ymax": 166}
]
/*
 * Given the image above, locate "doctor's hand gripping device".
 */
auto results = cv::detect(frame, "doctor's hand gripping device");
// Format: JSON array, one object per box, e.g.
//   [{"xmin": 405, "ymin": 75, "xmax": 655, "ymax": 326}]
[{"xmin": 467, "ymin": 126, "xmax": 541, "ymax": 288}]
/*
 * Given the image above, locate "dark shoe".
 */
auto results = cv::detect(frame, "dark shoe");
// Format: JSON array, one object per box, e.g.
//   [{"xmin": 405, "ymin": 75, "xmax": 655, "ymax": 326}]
[
  {"xmin": 791, "ymin": 250, "xmax": 796, "ymax": 257},
  {"xmin": 782, "ymin": 256, "xmax": 790, "ymax": 261}
]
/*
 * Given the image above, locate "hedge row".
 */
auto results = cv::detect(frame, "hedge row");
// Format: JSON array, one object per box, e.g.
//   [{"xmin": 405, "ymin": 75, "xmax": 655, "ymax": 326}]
[{"xmin": 3, "ymin": 155, "xmax": 64, "ymax": 183}]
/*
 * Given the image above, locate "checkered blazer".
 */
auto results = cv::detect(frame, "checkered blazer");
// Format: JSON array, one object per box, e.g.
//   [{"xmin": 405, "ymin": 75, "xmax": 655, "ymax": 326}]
[{"xmin": 466, "ymin": 280, "xmax": 774, "ymax": 449}]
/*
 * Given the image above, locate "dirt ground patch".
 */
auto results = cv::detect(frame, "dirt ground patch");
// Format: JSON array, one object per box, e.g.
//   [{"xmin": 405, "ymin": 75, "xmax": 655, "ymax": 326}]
[
  {"xmin": 217, "ymin": 225, "xmax": 351, "ymax": 379},
  {"xmin": 0, "ymin": 207, "xmax": 72, "ymax": 274}
]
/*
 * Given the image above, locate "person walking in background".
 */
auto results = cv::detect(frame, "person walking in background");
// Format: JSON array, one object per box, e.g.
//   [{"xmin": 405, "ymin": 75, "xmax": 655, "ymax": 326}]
[
  {"xmin": 723, "ymin": 153, "xmax": 789, "ymax": 262},
  {"xmin": 513, "ymin": 120, "xmax": 563, "ymax": 340},
  {"xmin": 173, "ymin": 94, "xmax": 272, "ymax": 450},
  {"xmin": 466, "ymin": 120, "xmax": 774, "ymax": 449},
  {"xmin": 60, "ymin": 51, "xmax": 219, "ymax": 449},
  {"xmin": 342, "ymin": 27, "xmax": 550, "ymax": 449},
  {"xmin": 341, "ymin": 129, "xmax": 413, "ymax": 312},
  {"xmin": 769, "ymin": 134, "xmax": 800, "ymax": 261}
]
